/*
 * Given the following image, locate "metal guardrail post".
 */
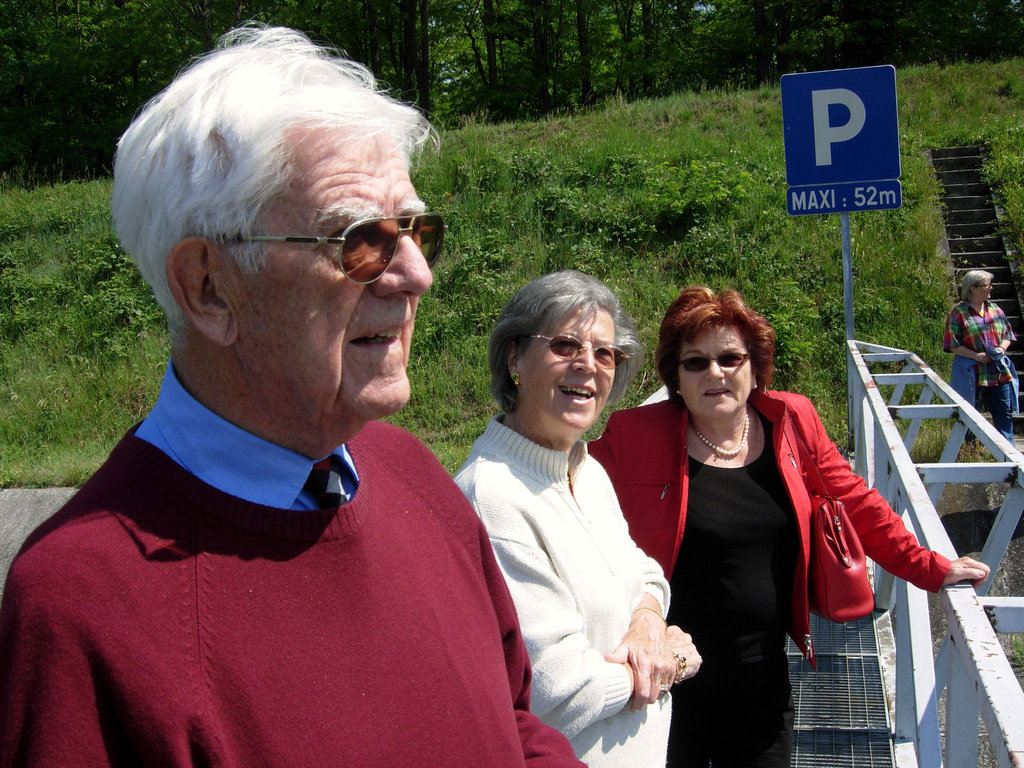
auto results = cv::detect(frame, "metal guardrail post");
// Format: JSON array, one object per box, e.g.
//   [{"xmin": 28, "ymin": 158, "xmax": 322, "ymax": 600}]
[
  {"xmin": 890, "ymin": 576, "xmax": 942, "ymax": 765},
  {"xmin": 944, "ymin": 589, "xmax": 982, "ymax": 767},
  {"xmin": 944, "ymin": 588, "xmax": 1024, "ymax": 767}
]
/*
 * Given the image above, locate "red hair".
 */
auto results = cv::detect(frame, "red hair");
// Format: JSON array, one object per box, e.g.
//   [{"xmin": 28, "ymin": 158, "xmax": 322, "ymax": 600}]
[{"xmin": 656, "ymin": 286, "xmax": 776, "ymax": 407}]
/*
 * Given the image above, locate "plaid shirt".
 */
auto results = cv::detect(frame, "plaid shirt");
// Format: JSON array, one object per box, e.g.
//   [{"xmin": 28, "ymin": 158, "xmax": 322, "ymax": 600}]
[{"xmin": 944, "ymin": 300, "xmax": 1016, "ymax": 386}]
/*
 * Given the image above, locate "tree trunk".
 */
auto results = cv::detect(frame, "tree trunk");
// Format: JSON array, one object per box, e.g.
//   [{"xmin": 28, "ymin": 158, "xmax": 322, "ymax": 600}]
[
  {"xmin": 418, "ymin": 0, "xmax": 430, "ymax": 113},
  {"xmin": 400, "ymin": 0, "xmax": 416, "ymax": 96},
  {"xmin": 775, "ymin": 1, "xmax": 791, "ymax": 76},
  {"xmin": 483, "ymin": 0, "xmax": 497, "ymax": 87},
  {"xmin": 365, "ymin": 0, "xmax": 382, "ymax": 75},
  {"xmin": 576, "ymin": 0, "xmax": 594, "ymax": 106},
  {"xmin": 754, "ymin": 0, "xmax": 771, "ymax": 84},
  {"xmin": 532, "ymin": 0, "xmax": 552, "ymax": 113},
  {"xmin": 641, "ymin": 0, "xmax": 654, "ymax": 92}
]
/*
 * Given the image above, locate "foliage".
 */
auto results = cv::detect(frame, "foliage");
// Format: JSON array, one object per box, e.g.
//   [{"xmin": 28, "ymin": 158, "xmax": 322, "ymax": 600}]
[
  {"xmin": 2, "ymin": 58, "xmax": 1024, "ymax": 484},
  {"xmin": 2, "ymin": 0, "xmax": 1024, "ymax": 182},
  {"xmin": 0, "ymin": 181, "xmax": 168, "ymax": 485}
]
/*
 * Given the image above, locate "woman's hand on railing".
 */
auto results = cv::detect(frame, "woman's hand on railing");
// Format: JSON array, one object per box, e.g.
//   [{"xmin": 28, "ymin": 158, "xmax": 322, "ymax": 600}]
[{"xmin": 942, "ymin": 556, "xmax": 991, "ymax": 588}]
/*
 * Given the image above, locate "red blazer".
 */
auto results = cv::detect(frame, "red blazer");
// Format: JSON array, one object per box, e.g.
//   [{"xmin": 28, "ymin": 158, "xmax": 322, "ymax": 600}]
[{"xmin": 589, "ymin": 389, "xmax": 950, "ymax": 661}]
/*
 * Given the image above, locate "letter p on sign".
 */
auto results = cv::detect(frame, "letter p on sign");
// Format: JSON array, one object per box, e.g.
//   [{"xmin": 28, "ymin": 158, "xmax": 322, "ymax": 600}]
[
  {"xmin": 781, "ymin": 65, "xmax": 900, "ymax": 188},
  {"xmin": 812, "ymin": 89, "xmax": 866, "ymax": 166}
]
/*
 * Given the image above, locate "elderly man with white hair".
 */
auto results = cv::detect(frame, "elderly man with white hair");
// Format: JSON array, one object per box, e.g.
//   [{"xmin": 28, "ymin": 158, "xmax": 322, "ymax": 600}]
[{"xmin": 0, "ymin": 26, "xmax": 584, "ymax": 768}]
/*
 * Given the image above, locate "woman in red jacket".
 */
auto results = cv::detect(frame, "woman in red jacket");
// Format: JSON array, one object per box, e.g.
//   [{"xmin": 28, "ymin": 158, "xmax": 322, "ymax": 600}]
[{"xmin": 588, "ymin": 285, "xmax": 989, "ymax": 768}]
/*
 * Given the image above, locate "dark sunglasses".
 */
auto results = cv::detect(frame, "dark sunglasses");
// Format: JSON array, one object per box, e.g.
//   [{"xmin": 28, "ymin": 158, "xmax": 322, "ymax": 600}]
[
  {"xmin": 531, "ymin": 334, "xmax": 628, "ymax": 370},
  {"xmin": 232, "ymin": 212, "xmax": 446, "ymax": 284},
  {"xmin": 678, "ymin": 352, "xmax": 750, "ymax": 373}
]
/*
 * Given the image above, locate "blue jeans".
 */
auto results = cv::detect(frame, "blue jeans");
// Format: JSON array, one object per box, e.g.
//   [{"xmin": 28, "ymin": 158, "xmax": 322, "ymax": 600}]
[{"xmin": 978, "ymin": 382, "xmax": 1015, "ymax": 441}]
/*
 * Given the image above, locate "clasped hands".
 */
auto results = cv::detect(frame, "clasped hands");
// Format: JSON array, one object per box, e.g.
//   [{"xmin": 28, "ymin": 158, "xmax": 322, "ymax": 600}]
[
  {"xmin": 976, "ymin": 346, "xmax": 1007, "ymax": 364},
  {"xmin": 605, "ymin": 602, "xmax": 702, "ymax": 712}
]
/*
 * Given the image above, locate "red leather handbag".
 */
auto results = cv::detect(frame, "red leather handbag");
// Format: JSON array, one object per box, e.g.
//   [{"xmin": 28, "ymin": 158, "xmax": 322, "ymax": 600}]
[
  {"xmin": 794, "ymin": 428, "xmax": 874, "ymax": 623},
  {"xmin": 806, "ymin": 493, "xmax": 874, "ymax": 622}
]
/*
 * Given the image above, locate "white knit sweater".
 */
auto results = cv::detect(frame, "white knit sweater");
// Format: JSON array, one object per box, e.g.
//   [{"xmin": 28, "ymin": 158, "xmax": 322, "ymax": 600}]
[{"xmin": 455, "ymin": 417, "xmax": 672, "ymax": 768}]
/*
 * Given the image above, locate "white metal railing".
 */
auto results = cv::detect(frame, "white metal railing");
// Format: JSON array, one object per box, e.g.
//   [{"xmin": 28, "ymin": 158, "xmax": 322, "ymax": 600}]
[{"xmin": 847, "ymin": 339, "xmax": 1024, "ymax": 768}]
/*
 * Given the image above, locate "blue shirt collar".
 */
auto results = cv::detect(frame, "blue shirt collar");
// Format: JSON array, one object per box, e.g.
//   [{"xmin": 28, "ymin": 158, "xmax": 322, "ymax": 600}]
[{"xmin": 135, "ymin": 362, "xmax": 358, "ymax": 509}]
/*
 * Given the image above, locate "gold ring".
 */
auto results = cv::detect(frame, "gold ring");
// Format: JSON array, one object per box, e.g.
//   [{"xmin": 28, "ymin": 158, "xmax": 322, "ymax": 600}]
[{"xmin": 673, "ymin": 651, "xmax": 688, "ymax": 684}]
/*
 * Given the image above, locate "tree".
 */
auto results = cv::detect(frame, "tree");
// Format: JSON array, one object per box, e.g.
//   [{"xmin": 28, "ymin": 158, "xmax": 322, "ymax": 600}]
[{"xmin": 5, "ymin": 0, "xmax": 1024, "ymax": 181}]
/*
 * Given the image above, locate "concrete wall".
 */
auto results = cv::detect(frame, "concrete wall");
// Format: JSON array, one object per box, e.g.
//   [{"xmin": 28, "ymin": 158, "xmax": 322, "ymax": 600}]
[{"xmin": 0, "ymin": 488, "xmax": 76, "ymax": 598}]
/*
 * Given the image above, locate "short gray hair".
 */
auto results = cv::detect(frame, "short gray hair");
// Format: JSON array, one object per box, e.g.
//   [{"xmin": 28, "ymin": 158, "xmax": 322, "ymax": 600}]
[
  {"xmin": 960, "ymin": 269, "xmax": 994, "ymax": 302},
  {"xmin": 488, "ymin": 270, "xmax": 643, "ymax": 412},
  {"xmin": 111, "ymin": 25, "xmax": 435, "ymax": 334}
]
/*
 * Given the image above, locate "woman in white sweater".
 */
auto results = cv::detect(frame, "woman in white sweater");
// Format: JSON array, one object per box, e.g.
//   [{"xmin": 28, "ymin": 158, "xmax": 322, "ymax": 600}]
[{"xmin": 456, "ymin": 270, "xmax": 701, "ymax": 768}]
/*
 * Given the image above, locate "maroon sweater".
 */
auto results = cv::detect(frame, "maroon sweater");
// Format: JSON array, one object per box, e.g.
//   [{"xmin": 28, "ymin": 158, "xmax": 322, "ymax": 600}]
[{"xmin": 0, "ymin": 422, "xmax": 583, "ymax": 768}]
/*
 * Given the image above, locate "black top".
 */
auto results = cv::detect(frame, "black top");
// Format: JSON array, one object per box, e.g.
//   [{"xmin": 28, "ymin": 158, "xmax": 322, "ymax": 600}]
[{"xmin": 667, "ymin": 414, "xmax": 798, "ymax": 664}]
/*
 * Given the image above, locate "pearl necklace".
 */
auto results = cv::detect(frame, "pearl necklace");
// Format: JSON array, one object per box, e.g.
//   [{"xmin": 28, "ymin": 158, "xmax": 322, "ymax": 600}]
[{"xmin": 692, "ymin": 411, "xmax": 749, "ymax": 458}]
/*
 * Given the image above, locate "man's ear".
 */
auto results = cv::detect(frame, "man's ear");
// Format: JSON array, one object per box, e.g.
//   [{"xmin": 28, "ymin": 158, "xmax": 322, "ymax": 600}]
[{"xmin": 165, "ymin": 238, "xmax": 238, "ymax": 347}]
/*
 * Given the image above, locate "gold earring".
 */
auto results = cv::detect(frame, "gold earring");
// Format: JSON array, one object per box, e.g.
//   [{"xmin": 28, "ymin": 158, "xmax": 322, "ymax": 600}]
[{"xmin": 512, "ymin": 373, "xmax": 520, "ymax": 386}]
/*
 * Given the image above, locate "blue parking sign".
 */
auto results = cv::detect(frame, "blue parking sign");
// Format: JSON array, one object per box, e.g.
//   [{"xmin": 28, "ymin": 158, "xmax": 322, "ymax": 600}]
[{"xmin": 781, "ymin": 65, "xmax": 900, "ymax": 188}]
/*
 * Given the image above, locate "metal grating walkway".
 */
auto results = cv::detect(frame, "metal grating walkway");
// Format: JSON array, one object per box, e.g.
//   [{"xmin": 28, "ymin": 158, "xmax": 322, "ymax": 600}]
[{"xmin": 786, "ymin": 613, "xmax": 895, "ymax": 768}]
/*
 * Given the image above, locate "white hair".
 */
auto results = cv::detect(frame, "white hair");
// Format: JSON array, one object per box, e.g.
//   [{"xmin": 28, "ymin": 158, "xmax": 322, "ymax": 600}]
[
  {"xmin": 110, "ymin": 25, "xmax": 435, "ymax": 331},
  {"xmin": 960, "ymin": 269, "xmax": 994, "ymax": 302}
]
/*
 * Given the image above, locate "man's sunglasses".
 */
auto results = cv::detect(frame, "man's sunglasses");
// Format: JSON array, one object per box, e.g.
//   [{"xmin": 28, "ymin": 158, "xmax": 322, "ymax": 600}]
[
  {"xmin": 231, "ymin": 212, "xmax": 446, "ymax": 284},
  {"xmin": 531, "ymin": 334, "xmax": 628, "ymax": 370},
  {"xmin": 678, "ymin": 352, "xmax": 750, "ymax": 373}
]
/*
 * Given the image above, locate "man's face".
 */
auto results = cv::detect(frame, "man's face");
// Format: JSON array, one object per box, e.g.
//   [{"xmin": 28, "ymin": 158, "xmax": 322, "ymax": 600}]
[{"xmin": 221, "ymin": 127, "xmax": 434, "ymax": 456}]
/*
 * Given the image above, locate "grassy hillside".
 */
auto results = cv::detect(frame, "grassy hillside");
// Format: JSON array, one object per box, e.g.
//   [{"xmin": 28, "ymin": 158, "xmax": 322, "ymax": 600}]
[{"xmin": 2, "ymin": 59, "xmax": 1023, "ymax": 486}]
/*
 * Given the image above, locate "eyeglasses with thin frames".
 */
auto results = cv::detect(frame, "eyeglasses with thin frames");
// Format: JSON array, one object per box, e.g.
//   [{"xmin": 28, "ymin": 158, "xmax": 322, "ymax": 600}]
[
  {"xmin": 678, "ymin": 352, "xmax": 750, "ymax": 373},
  {"xmin": 531, "ymin": 334, "xmax": 628, "ymax": 370},
  {"xmin": 229, "ymin": 212, "xmax": 446, "ymax": 285}
]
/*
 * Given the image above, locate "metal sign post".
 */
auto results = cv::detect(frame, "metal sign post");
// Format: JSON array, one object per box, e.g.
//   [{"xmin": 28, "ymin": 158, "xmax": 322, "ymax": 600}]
[{"xmin": 841, "ymin": 212, "xmax": 853, "ymax": 341}]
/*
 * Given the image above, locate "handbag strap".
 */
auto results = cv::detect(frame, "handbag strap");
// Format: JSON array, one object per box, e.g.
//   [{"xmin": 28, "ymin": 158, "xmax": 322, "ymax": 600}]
[{"xmin": 789, "ymin": 411, "xmax": 833, "ymax": 499}]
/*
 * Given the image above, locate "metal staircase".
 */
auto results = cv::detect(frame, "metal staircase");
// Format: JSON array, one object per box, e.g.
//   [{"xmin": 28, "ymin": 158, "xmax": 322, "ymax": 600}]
[{"xmin": 930, "ymin": 144, "xmax": 1024, "ymax": 423}]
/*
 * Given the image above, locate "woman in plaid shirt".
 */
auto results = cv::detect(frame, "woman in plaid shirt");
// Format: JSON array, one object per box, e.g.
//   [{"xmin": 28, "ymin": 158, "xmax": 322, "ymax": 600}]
[{"xmin": 944, "ymin": 269, "xmax": 1019, "ymax": 441}]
